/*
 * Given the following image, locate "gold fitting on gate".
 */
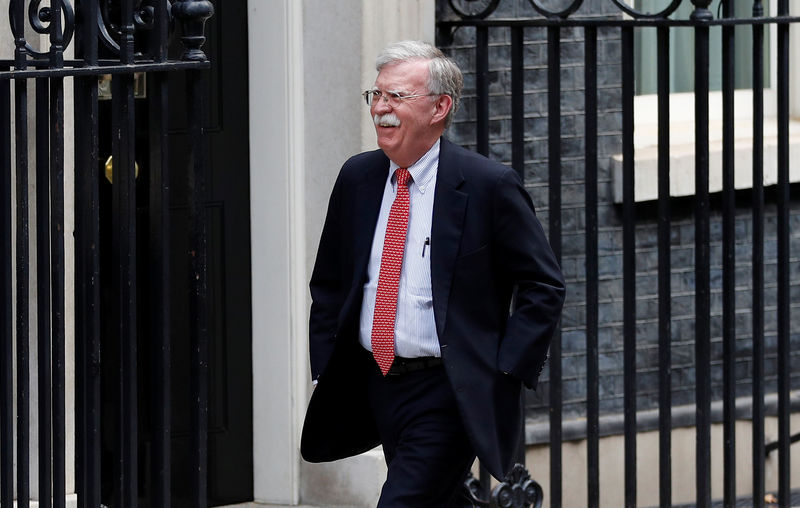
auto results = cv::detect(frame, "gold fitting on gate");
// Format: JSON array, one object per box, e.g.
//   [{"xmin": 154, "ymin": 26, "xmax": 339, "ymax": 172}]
[{"xmin": 104, "ymin": 155, "xmax": 140, "ymax": 184}]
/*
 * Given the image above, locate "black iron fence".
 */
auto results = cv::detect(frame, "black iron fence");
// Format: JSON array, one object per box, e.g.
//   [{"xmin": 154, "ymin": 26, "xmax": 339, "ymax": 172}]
[
  {"xmin": 438, "ymin": 0, "xmax": 798, "ymax": 507},
  {"xmin": 0, "ymin": 1, "xmax": 212, "ymax": 507}
]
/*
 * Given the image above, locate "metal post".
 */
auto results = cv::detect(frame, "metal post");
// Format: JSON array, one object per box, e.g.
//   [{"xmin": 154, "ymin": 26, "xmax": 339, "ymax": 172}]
[
  {"xmin": 775, "ymin": 1, "xmax": 790, "ymax": 506},
  {"xmin": 36, "ymin": 75, "xmax": 52, "ymax": 508},
  {"xmin": 511, "ymin": 26, "xmax": 524, "ymax": 180},
  {"xmin": 73, "ymin": 0, "xmax": 101, "ymax": 504},
  {"xmin": 720, "ymin": 1, "xmax": 736, "ymax": 506},
  {"xmin": 547, "ymin": 24, "xmax": 563, "ymax": 508},
  {"xmin": 47, "ymin": 4, "xmax": 68, "ymax": 507},
  {"xmin": 656, "ymin": 24, "xmax": 672, "ymax": 508},
  {"xmin": 173, "ymin": 2, "xmax": 214, "ymax": 505},
  {"xmin": 691, "ymin": 3, "xmax": 712, "ymax": 507},
  {"xmin": 511, "ymin": 23, "xmax": 527, "ymax": 472},
  {"xmin": 12, "ymin": 3, "xmax": 31, "ymax": 506},
  {"xmin": 583, "ymin": 24, "xmax": 599, "ymax": 508},
  {"xmin": 112, "ymin": 2, "xmax": 138, "ymax": 506},
  {"xmin": 476, "ymin": 26, "xmax": 489, "ymax": 157},
  {"xmin": 149, "ymin": 0, "xmax": 172, "ymax": 505},
  {"xmin": 0, "ymin": 64, "xmax": 13, "ymax": 508},
  {"xmin": 751, "ymin": 2, "xmax": 765, "ymax": 507},
  {"xmin": 621, "ymin": 24, "xmax": 636, "ymax": 508}
]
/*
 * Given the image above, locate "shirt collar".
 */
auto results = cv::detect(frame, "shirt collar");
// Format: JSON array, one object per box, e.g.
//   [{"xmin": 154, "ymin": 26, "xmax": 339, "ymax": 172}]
[{"xmin": 388, "ymin": 139, "xmax": 440, "ymax": 194}]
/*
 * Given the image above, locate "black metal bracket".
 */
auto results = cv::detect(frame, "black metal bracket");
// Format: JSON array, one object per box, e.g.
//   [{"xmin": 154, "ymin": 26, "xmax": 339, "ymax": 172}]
[
  {"xmin": 463, "ymin": 472, "xmax": 491, "ymax": 506},
  {"xmin": 765, "ymin": 432, "xmax": 800, "ymax": 457},
  {"xmin": 463, "ymin": 464, "xmax": 544, "ymax": 508}
]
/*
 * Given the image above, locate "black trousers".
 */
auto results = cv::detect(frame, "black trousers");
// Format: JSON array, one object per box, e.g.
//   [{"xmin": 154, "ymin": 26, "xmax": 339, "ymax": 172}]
[{"xmin": 365, "ymin": 352, "xmax": 477, "ymax": 508}]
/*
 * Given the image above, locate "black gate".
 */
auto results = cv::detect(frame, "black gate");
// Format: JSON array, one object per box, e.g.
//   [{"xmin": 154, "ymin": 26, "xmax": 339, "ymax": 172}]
[
  {"xmin": 438, "ymin": 0, "xmax": 798, "ymax": 507},
  {"xmin": 1, "ymin": 1, "xmax": 213, "ymax": 507}
]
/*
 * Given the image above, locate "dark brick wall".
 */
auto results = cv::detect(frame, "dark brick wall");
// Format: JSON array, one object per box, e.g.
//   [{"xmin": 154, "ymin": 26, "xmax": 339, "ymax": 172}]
[{"xmin": 436, "ymin": 0, "xmax": 800, "ymax": 425}]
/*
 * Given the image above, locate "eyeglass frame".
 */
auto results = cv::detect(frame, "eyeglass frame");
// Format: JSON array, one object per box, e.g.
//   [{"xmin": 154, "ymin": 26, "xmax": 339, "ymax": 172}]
[{"xmin": 362, "ymin": 88, "xmax": 440, "ymax": 107}]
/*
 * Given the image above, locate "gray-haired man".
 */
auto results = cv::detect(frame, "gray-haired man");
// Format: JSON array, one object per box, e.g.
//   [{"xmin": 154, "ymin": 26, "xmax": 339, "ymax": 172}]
[{"xmin": 302, "ymin": 40, "xmax": 565, "ymax": 507}]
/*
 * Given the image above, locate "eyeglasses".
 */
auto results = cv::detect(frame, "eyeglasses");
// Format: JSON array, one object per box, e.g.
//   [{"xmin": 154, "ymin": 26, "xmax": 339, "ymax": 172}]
[{"xmin": 362, "ymin": 89, "xmax": 439, "ymax": 107}]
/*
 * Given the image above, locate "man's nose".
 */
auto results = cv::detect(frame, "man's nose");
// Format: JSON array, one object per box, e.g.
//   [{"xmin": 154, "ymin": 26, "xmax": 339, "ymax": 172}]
[{"xmin": 372, "ymin": 96, "xmax": 392, "ymax": 114}]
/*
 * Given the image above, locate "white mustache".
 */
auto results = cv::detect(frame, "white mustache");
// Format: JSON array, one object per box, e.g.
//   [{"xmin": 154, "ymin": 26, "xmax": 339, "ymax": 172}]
[{"xmin": 374, "ymin": 113, "xmax": 401, "ymax": 127}]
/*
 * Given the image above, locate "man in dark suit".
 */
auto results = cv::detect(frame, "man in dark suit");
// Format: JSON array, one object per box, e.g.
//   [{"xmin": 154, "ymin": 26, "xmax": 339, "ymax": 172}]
[{"xmin": 301, "ymin": 41, "xmax": 565, "ymax": 507}]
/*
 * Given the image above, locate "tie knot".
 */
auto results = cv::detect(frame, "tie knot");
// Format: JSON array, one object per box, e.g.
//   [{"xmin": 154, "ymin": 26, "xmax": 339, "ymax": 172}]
[{"xmin": 395, "ymin": 168, "xmax": 411, "ymax": 187}]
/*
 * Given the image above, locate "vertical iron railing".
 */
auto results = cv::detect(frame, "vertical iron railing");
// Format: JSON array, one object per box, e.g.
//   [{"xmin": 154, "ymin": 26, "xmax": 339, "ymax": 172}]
[
  {"xmin": 775, "ymin": 0, "xmax": 791, "ymax": 506},
  {"xmin": 14, "ymin": 1, "xmax": 31, "ymax": 504},
  {"xmin": 110, "ymin": 2, "xmax": 138, "ymax": 506},
  {"xmin": 656, "ymin": 22, "xmax": 672, "ymax": 508},
  {"xmin": 692, "ymin": 4, "xmax": 712, "ymax": 508},
  {"xmin": 474, "ymin": 24, "xmax": 492, "ymax": 501},
  {"xmin": 36, "ymin": 73, "xmax": 53, "ymax": 508},
  {"xmin": 620, "ymin": 22, "xmax": 636, "ymax": 508},
  {"xmin": 148, "ymin": 0, "xmax": 172, "ymax": 505},
  {"xmin": 720, "ymin": 1, "xmax": 737, "ymax": 507},
  {"xmin": 0, "ymin": 1, "xmax": 213, "ymax": 507},
  {"xmin": 1, "ymin": 63, "xmax": 13, "ymax": 508},
  {"xmin": 511, "ymin": 25, "xmax": 526, "ymax": 472},
  {"xmin": 437, "ymin": 1, "xmax": 799, "ymax": 506},
  {"xmin": 173, "ymin": 6, "xmax": 214, "ymax": 508},
  {"xmin": 547, "ymin": 22, "xmax": 563, "ymax": 508},
  {"xmin": 583, "ymin": 23, "xmax": 599, "ymax": 508},
  {"xmin": 48, "ymin": 5, "xmax": 67, "ymax": 507},
  {"xmin": 751, "ymin": 2, "xmax": 766, "ymax": 508},
  {"xmin": 74, "ymin": 0, "xmax": 101, "ymax": 506}
]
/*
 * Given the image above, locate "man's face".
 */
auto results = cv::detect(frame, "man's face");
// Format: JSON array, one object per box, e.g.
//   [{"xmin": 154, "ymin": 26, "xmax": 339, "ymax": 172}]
[{"xmin": 371, "ymin": 59, "xmax": 442, "ymax": 168}]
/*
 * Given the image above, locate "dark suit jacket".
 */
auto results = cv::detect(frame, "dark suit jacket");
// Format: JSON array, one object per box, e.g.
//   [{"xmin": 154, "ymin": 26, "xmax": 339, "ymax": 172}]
[{"xmin": 301, "ymin": 138, "xmax": 565, "ymax": 480}]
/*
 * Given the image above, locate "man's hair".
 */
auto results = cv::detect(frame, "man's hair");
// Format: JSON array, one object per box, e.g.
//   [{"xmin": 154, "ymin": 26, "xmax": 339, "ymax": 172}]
[{"xmin": 376, "ymin": 40, "xmax": 463, "ymax": 129}]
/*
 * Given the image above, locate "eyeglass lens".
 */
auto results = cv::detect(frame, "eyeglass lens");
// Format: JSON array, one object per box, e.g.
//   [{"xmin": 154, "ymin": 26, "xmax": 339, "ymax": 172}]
[{"xmin": 366, "ymin": 91, "xmax": 403, "ymax": 106}]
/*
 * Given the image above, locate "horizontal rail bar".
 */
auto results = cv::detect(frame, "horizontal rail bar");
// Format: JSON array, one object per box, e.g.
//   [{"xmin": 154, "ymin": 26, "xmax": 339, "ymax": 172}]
[
  {"xmin": 438, "ymin": 15, "xmax": 800, "ymax": 29},
  {"xmin": 0, "ymin": 58, "xmax": 202, "ymax": 67},
  {"xmin": 0, "ymin": 60, "xmax": 209, "ymax": 80}
]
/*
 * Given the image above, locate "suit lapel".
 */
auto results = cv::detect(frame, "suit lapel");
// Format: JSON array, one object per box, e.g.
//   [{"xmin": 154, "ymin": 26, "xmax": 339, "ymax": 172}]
[
  {"xmin": 352, "ymin": 155, "xmax": 390, "ymax": 287},
  {"xmin": 431, "ymin": 139, "xmax": 467, "ymax": 339}
]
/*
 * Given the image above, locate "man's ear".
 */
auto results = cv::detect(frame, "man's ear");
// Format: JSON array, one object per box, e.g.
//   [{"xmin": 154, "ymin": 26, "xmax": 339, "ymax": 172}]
[{"xmin": 431, "ymin": 94, "xmax": 453, "ymax": 125}]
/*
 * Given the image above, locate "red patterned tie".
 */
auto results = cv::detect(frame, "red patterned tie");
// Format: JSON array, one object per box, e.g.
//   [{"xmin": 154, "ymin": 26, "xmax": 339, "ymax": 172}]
[{"xmin": 371, "ymin": 168, "xmax": 411, "ymax": 375}]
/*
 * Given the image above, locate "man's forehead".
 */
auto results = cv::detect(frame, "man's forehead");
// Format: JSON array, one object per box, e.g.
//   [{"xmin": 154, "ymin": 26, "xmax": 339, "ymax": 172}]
[{"xmin": 374, "ymin": 59, "xmax": 429, "ymax": 90}]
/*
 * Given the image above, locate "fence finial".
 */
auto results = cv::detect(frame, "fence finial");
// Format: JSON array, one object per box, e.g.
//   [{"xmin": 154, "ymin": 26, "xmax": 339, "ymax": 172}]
[
  {"xmin": 753, "ymin": 0, "xmax": 764, "ymax": 17},
  {"xmin": 173, "ymin": 0, "xmax": 214, "ymax": 62},
  {"xmin": 690, "ymin": 0, "xmax": 714, "ymax": 20}
]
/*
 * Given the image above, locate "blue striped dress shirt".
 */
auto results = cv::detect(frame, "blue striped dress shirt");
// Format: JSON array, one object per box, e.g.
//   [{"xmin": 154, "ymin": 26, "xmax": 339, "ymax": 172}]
[{"xmin": 359, "ymin": 140, "xmax": 441, "ymax": 358}]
